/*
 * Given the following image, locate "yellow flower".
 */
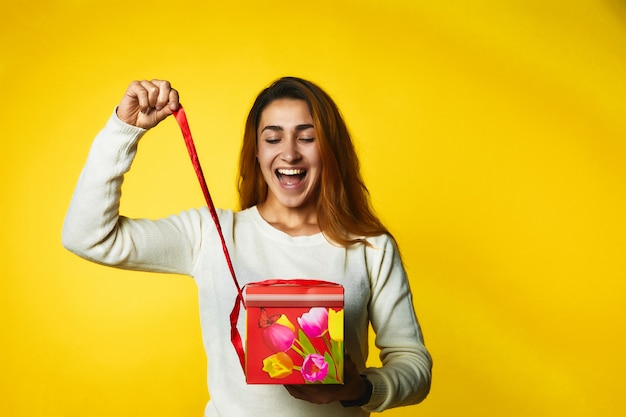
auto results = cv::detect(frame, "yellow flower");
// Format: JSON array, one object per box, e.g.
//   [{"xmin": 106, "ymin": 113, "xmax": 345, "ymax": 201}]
[
  {"xmin": 328, "ymin": 309, "xmax": 344, "ymax": 342},
  {"xmin": 276, "ymin": 314, "xmax": 296, "ymax": 332},
  {"xmin": 262, "ymin": 352, "xmax": 294, "ymax": 379}
]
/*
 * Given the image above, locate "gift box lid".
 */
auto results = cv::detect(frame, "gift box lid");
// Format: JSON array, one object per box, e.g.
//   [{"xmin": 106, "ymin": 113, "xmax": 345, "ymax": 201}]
[{"xmin": 245, "ymin": 279, "xmax": 344, "ymax": 308}]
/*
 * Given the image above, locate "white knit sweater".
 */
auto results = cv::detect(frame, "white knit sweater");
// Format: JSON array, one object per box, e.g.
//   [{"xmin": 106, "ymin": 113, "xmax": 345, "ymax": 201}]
[{"xmin": 62, "ymin": 111, "xmax": 432, "ymax": 416}]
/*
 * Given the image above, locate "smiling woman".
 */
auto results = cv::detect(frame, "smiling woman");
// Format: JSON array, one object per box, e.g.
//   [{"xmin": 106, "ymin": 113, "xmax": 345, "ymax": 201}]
[{"xmin": 61, "ymin": 77, "xmax": 432, "ymax": 417}]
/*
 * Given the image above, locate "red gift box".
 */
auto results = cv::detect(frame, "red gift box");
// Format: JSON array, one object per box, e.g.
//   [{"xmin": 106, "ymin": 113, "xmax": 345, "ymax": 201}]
[{"xmin": 244, "ymin": 280, "xmax": 344, "ymax": 384}]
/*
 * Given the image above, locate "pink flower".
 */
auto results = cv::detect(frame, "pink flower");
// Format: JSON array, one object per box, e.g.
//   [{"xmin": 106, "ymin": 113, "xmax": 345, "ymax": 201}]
[
  {"xmin": 263, "ymin": 323, "xmax": 296, "ymax": 352},
  {"xmin": 297, "ymin": 307, "xmax": 328, "ymax": 338},
  {"xmin": 301, "ymin": 353, "xmax": 329, "ymax": 382}
]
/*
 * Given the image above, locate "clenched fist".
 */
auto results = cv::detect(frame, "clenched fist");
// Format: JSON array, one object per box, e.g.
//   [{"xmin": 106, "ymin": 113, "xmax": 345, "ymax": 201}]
[{"xmin": 117, "ymin": 79, "xmax": 179, "ymax": 129}]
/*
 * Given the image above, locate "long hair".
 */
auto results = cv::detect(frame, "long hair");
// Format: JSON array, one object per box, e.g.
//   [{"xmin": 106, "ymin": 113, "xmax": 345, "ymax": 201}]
[{"xmin": 238, "ymin": 77, "xmax": 392, "ymax": 247}]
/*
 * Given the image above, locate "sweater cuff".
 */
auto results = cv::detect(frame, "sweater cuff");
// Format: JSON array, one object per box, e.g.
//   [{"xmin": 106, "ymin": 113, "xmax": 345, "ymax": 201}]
[
  {"xmin": 340, "ymin": 375, "xmax": 373, "ymax": 407},
  {"xmin": 360, "ymin": 371, "xmax": 388, "ymax": 411},
  {"xmin": 109, "ymin": 107, "xmax": 148, "ymax": 136}
]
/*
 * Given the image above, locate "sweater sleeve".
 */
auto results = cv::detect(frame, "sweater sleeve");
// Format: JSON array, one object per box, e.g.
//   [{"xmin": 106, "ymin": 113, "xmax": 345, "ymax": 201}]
[
  {"xmin": 361, "ymin": 236, "xmax": 432, "ymax": 412},
  {"xmin": 62, "ymin": 110, "xmax": 202, "ymax": 276}
]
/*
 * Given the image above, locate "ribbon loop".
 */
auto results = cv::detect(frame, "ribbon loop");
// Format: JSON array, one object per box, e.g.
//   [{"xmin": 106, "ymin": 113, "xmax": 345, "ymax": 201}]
[{"xmin": 172, "ymin": 106, "xmax": 246, "ymax": 371}]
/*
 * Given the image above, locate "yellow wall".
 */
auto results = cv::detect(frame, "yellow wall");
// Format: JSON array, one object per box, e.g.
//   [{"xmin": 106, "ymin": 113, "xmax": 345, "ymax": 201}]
[{"xmin": 2, "ymin": 1, "xmax": 625, "ymax": 416}]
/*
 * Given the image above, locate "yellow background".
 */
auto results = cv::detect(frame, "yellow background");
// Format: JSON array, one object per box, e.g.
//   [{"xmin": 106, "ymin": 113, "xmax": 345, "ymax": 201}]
[{"xmin": 2, "ymin": 1, "xmax": 625, "ymax": 416}]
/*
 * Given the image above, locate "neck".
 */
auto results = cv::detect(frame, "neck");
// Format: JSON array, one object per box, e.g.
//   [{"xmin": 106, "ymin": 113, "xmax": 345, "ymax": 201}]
[{"xmin": 257, "ymin": 200, "xmax": 320, "ymax": 237}]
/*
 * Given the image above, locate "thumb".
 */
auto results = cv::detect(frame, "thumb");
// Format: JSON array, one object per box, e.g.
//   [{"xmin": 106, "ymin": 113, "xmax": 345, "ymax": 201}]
[
  {"xmin": 168, "ymin": 101, "xmax": 180, "ymax": 112},
  {"xmin": 153, "ymin": 101, "xmax": 179, "ymax": 122}
]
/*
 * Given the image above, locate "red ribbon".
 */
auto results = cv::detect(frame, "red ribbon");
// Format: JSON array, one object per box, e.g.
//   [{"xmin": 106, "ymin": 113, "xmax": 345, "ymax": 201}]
[{"xmin": 171, "ymin": 106, "xmax": 246, "ymax": 371}]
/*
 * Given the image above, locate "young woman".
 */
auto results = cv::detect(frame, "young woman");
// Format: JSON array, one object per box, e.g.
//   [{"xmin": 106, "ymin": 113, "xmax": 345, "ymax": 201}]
[{"xmin": 63, "ymin": 77, "xmax": 432, "ymax": 416}]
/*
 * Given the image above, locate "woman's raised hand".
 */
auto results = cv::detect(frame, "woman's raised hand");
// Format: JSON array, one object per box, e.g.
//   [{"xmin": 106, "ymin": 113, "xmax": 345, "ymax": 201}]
[{"xmin": 117, "ymin": 79, "xmax": 180, "ymax": 129}]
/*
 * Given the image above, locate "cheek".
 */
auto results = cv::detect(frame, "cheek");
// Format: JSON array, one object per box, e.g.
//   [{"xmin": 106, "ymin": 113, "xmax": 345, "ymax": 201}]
[
  {"xmin": 255, "ymin": 146, "xmax": 267, "ymax": 165},
  {"xmin": 255, "ymin": 152, "xmax": 274, "ymax": 178},
  {"xmin": 309, "ymin": 150, "xmax": 322, "ymax": 171},
  {"xmin": 258, "ymin": 153, "xmax": 269, "ymax": 167}
]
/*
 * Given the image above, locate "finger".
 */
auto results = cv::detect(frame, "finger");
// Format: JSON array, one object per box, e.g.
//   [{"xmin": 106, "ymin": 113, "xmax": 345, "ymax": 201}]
[
  {"xmin": 152, "ymin": 87, "xmax": 178, "ymax": 119},
  {"xmin": 140, "ymin": 79, "xmax": 161, "ymax": 110},
  {"xmin": 150, "ymin": 79, "xmax": 172, "ymax": 111},
  {"xmin": 285, "ymin": 385, "xmax": 318, "ymax": 403},
  {"xmin": 124, "ymin": 80, "xmax": 149, "ymax": 114},
  {"xmin": 118, "ymin": 81, "xmax": 148, "ymax": 125},
  {"xmin": 167, "ymin": 87, "xmax": 180, "ymax": 111},
  {"xmin": 125, "ymin": 80, "xmax": 146, "ymax": 108}
]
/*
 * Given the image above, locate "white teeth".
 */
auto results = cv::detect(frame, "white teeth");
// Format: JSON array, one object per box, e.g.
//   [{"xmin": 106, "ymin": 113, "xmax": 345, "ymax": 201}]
[{"xmin": 277, "ymin": 168, "xmax": 305, "ymax": 176}]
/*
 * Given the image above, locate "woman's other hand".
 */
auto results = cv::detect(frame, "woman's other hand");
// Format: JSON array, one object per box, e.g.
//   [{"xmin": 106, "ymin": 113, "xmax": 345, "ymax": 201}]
[{"xmin": 284, "ymin": 355, "xmax": 369, "ymax": 405}]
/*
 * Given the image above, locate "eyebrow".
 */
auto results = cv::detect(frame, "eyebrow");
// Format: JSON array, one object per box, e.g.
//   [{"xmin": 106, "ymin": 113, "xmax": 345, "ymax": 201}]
[{"xmin": 261, "ymin": 124, "xmax": 315, "ymax": 133}]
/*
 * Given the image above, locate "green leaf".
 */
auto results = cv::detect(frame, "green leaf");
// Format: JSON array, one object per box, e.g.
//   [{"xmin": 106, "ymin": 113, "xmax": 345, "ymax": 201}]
[
  {"xmin": 298, "ymin": 330, "xmax": 317, "ymax": 355},
  {"xmin": 322, "ymin": 352, "xmax": 339, "ymax": 384},
  {"xmin": 331, "ymin": 340, "xmax": 344, "ymax": 382}
]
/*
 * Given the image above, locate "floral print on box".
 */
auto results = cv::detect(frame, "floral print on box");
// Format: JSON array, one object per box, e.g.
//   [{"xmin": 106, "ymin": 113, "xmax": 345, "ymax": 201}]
[{"xmin": 258, "ymin": 307, "xmax": 344, "ymax": 383}]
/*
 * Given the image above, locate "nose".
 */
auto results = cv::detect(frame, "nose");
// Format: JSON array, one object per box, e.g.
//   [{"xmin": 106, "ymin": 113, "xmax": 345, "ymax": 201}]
[{"xmin": 280, "ymin": 139, "xmax": 301, "ymax": 163}]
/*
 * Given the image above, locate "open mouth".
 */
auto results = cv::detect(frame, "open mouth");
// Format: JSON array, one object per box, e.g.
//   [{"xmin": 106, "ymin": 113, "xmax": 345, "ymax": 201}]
[{"xmin": 276, "ymin": 168, "xmax": 307, "ymax": 186}]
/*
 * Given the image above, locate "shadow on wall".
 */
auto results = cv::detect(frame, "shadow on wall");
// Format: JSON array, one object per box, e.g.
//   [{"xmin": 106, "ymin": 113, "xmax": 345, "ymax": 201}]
[{"xmin": 606, "ymin": 0, "xmax": 626, "ymax": 24}]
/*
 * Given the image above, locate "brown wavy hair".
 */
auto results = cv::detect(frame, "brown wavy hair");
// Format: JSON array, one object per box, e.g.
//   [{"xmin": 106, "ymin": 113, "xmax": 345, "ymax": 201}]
[{"xmin": 238, "ymin": 77, "xmax": 392, "ymax": 247}]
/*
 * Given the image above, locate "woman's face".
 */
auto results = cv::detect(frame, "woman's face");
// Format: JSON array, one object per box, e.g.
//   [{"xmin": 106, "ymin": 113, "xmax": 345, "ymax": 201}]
[{"xmin": 256, "ymin": 98, "xmax": 321, "ymax": 212}]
